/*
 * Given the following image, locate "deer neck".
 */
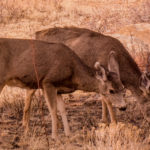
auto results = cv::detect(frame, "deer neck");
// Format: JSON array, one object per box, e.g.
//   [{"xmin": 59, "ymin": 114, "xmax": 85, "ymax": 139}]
[{"xmin": 72, "ymin": 69, "xmax": 100, "ymax": 93}]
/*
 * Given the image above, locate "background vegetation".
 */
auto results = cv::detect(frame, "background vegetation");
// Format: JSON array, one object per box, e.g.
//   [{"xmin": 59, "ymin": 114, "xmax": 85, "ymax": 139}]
[{"xmin": 0, "ymin": 0, "xmax": 150, "ymax": 149}]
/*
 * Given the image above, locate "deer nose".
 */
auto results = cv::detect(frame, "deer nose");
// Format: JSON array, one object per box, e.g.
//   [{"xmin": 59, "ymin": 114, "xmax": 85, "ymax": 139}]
[
  {"xmin": 109, "ymin": 89, "xmax": 115, "ymax": 94},
  {"xmin": 119, "ymin": 107, "xmax": 127, "ymax": 111}
]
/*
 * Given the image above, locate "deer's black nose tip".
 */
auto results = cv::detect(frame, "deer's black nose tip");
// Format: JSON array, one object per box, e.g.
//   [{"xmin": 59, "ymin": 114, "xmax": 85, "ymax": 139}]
[{"xmin": 119, "ymin": 107, "xmax": 127, "ymax": 111}]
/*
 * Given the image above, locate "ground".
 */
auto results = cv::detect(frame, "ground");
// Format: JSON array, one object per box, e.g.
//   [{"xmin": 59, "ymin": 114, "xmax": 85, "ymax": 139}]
[
  {"xmin": 0, "ymin": 91, "xmax": 150, "ymax": 150},
  {"xmin": 0, "ymin": 0, "xmax": 150, "ymax": 149}
]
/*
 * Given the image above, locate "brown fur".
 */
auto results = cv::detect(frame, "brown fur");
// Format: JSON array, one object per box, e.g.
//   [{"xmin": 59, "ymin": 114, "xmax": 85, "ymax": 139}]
[
  {"xmin": 36, "ymin": 27, "xmax": 150, "ymax": 123},
  {"xmin": 0, "ymin": 38, "xmax": 100, "ymax": 138},
  {"xmin": 0, "ymin": 38, "xmax": 121, "ymax": 138},
  {"xmin": 36, "ymin": 27, "xmax": 141, "ymax": 88},
  {"xmin": 0, "ymin": 38, "xmax": 100, "ymax": 92}
]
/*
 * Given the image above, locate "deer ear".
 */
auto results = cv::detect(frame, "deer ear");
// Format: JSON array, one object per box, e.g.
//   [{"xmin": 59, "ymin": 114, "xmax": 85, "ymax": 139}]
[
  {"xmin": 139, "ymin": 72, "xmax": 150, "ymax": 95},
  {"xmin": 94, "ymin": 62, "xmax": 107, "ymax": 81},
  {"xmin": 146, "ymin": 53, "xmax": 150, "ymax": 72},
  {"xmin": 108, "ymin": 51, "xmax": 120, "ymax": 78},
  {"xmin": 139, "ymin": 72, "xmax": 149, "ymax": 88}
]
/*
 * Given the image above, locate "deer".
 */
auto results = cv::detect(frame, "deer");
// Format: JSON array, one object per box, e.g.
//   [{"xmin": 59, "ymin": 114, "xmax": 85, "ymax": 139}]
[
  {"xmin": 35, "ymin": 27, "xmax": 150, "ymax": 124},
  {"xmin": 0, "ymin": 38, "xmax": 125, "ymax": 139}
]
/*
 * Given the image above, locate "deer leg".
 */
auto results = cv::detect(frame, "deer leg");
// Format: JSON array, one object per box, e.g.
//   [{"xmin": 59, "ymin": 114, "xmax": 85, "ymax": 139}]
[
  {"xmin": 101, "ymin": 100, "xmax": 108, "ymax": 123},
  {"xmin": 23, "ymin": 89, "xmax": 35, "ymax": 131},
  {"xmin": 57, "ymin": 94, "xmax": 70, "ymax": 136},
  {"xmin": 0, "ymin": 84, "xmax": 4, "ymax": 94},
  {"xmin": 43, "ymin": 83, "xmax": 58, "ymax": 139},
  {"xmin": 104, "ymin": 98, "xmax": 117, "ymax": 124}
]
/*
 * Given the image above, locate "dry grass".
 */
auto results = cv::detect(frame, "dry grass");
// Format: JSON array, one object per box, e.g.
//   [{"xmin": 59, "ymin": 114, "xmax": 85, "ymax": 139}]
[
  {"xmin": 95, "ymin": 123, "xmax": 150, "ymax": 150},
  {"xmin": 120, "ymin": 31, "xmax": 150, "ymax": 71},
  {"xmin": 0, "ymin": 0, "xmax": 60, "ymax": 22},
  {"xmin": 0, "ymin": 0, "xmax": 150, "ymax": 149},
  {"xmin": 0, "ymin": 0, "xmax": 150, "ymax": 38},
  {"xmin": 0, "ymin": 90, "xmax": 150, "ymax": 150}
]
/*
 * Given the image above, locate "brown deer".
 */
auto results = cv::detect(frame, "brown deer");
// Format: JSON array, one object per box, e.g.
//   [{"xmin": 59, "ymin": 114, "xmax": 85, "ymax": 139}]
[
  {"xmin": 0, "ymin": 38, "xmax": 125, "ymax": 139},
  {"xmin": 35, "ymin": 27, "xmax": 150, "ymax": 124}
]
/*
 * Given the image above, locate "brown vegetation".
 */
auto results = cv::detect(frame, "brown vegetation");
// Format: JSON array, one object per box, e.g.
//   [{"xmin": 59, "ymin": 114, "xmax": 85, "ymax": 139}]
[{"xmin": 0, "ymin": 0, "xmax": 150, "ymax": 150}]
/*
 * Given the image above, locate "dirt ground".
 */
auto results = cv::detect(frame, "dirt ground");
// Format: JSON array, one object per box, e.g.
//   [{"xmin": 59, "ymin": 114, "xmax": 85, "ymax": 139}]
[
  {"xmin": 0, "ymin": 91, "xmax": 150, "ymax": 150},
  {"xmin": 0, "ymin": 0, "xmax": 150, "ymax": 149}
]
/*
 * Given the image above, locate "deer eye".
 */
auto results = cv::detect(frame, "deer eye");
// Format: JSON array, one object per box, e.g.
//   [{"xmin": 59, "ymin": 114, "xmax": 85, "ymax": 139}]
[{"xmin": 109, "ymin": 89, "xmax": 115, "ymax": 94}]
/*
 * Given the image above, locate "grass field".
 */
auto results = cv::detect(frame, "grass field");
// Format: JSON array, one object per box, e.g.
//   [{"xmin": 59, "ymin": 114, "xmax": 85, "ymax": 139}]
[{"xmin": 0, "ymin": 0, "xmax": 150, "ymax": 149}]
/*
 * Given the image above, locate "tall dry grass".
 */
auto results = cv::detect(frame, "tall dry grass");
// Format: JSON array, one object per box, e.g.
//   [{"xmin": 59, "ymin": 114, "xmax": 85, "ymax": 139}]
[
  {"xmin": 95, "ymin": 123, "xmax": 150, "ymax": 150},
  {"xmin": 0, "ymin": 0, "xmax": 150, "ymax": 149},
  {"xmin": 0, "ymin": 0, "xmax": 150, "ymax": 35},
  {"xmin": 0, "ymin": 0, "xmax": 61, "ymax": 24}
]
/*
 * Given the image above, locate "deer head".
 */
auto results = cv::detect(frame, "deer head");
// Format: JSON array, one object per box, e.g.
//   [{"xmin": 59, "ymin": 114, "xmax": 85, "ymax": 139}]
[{"xmin": 94, "ymin": 51, "xmax": 126, "ymax": 111}]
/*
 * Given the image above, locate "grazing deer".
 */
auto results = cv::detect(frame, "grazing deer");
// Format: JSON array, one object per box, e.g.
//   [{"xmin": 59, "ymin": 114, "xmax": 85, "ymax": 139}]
[
  {"xmin": 35, "ymin": 27, "xmax": 150, "ymax": 123},
  {"xmin": 0, "ymin": 38, "xmax": 125, "ymax": 139}
]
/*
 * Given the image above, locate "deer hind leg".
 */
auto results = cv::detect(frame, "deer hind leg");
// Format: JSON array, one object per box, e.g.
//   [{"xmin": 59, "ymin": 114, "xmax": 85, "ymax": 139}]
[
  {"xmin": 104, "ymin": 97, "xmax": 117, "ymax": 124},
  {"xmin": 101, "ymin": 100, "xmax": 109, "ymax": 124},
  {"xmin": 57, "ymin": 94, "xmax": 70, "ymax": 136},
  {"xmin": 43, "ymin": 83, "xmax": 58, "ymax": 139},
  {"xmin": 23, "ymin": 89, "xmax": 35, "ymax": 132}
]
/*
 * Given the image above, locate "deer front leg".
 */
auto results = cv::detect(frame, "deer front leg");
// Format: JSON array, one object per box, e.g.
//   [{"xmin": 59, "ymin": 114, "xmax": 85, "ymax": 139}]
[
  {"xmin": 43, "ymin": 83, "xmax": 58, "ymax": 139},
  {"xmin": 57, "ymin": 94, "xmax": 70, "ymax": 136},
  {"xmin": 101, "ymin": 100, "xmax": 109, "ymax": 124},
  {"xmin": 104, "ymin": 98, "xmax": 117, "ymax": 124},
  {"xmin": 0, "ymin": 84, "xmax": 4, "ymax": 94},
  {"xmin": 23, "ymin": 89, "xmax": 35, "ymax": 132}
]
